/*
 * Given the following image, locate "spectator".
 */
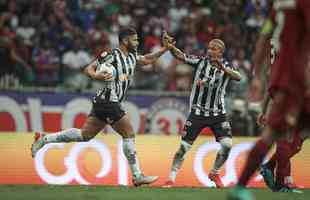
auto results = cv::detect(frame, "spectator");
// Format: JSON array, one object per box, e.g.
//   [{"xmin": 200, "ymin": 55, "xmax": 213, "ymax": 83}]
[
  {"xmin": 62, "ymin": 38, "xmax": 92, "ymax": 90},
  {"xmin": 32, "ymin": 37, "xmax": 60, "ymax": 86},
  {"xmin": 0, "ymin": 0, "xmax": 270, "ymax": 96}
]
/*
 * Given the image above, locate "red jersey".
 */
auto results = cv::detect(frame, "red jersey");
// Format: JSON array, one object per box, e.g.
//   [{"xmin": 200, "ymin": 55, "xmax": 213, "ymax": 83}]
[
  {"xmin": 267, "ymin": 0, "xmax": 310, "ymax": 131},
  {"xmin": 270, "ymin": 0, "xmax": 310, "ymax": 96}
]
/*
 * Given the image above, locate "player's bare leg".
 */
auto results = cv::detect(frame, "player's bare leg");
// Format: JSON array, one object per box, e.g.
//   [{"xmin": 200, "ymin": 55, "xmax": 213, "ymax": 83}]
[
  {"xmin": 31, "ymin": 116, "xmax": 105, "ymax": 158},
  {"xmin": 163, "ymin": 139, "xmax": 192, "ymax": 187},
  {"xmin": 112, "ymin": 114, "xmax": 158, "ymax": 186},
  {"xmin": 209, "ymin": 137, "xmax": 232, "ymax": 188}
]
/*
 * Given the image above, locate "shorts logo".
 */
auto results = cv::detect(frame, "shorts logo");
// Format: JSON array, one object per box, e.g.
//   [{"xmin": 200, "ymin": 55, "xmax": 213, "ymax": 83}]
[
  {"xmin": 106, "ymin": 117, "xmax": 114, "ymax": 124},
  {"xmin": 221, "ymin": 121, "xmax": 231, "ymax": 129},
  {"xmin": 185, "ymin": 120, "xmax": 192, "ymax": 127}
]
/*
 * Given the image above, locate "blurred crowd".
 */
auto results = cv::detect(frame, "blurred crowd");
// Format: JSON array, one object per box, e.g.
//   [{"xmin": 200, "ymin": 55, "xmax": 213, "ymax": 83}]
[{"xmin": 0, "ymin": 0, "xmax": 269, "ymax": 91}]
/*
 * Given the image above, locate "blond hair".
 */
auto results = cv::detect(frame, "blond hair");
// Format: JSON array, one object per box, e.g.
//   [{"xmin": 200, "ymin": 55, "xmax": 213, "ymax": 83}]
[{"xmin": 210, "ymin": 39, "xmax": 225, "ymax": 52}]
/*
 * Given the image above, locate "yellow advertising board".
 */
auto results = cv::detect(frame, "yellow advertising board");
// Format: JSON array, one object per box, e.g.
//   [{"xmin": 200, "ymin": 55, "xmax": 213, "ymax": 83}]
[{"xmin": 0, "ymin": 134, "xmax": 309, "ymax": 188}]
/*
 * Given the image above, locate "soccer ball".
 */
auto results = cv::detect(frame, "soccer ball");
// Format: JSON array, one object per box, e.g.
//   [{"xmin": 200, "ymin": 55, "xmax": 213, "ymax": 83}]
[{"xmin": 96, "ymin": 63, "xmax": 116, "ymax": 81}]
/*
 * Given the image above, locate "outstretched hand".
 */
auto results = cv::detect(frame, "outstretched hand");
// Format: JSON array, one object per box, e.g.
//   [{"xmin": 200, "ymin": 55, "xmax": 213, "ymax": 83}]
[{"xmin": 162, "ymin": 31, "xmax": 176, "ymax": 49}]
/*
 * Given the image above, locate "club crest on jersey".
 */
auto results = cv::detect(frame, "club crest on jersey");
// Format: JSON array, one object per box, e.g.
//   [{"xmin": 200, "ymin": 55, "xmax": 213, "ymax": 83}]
[{"xmin": 101, "ymin": 52, "xmax": 108, "ymax": 57}]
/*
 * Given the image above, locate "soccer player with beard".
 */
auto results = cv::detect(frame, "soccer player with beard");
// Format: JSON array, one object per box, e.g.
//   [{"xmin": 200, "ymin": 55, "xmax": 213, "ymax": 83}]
[{"xmin": 31, "ymin": 27, "xmax": 169, "ymax": 186}]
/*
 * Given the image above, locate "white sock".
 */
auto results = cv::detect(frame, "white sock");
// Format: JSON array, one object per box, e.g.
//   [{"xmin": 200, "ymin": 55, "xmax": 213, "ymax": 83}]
[
  {"xmin": 122, "ymin": 138, "xmax": 141, "ymax": 178},
  {"xmin": 43, "ymin": 128, "xmax": 84, "ymax": 143},
  {"xmin": 169, "ymin": 170, "xmax": 178, "ymax": 182},
  {"xmin": 169, "ymin": 140, "xmax": 192, "ymax": 182},
  {"xmin": 212, "ymin": 137, "xmax": 232, "ymax": 173}
]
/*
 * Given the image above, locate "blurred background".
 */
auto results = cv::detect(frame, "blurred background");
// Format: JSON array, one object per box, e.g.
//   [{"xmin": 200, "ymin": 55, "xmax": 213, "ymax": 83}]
[{"xmin": 0, "ymin": 0, "xmax": 270, "ymax": 136}]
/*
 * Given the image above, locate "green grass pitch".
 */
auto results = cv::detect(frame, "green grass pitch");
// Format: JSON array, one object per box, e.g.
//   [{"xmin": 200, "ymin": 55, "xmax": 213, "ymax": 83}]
[{"xmin": 0, "ymin": 185, "xmax": 310, "ymax": 200}]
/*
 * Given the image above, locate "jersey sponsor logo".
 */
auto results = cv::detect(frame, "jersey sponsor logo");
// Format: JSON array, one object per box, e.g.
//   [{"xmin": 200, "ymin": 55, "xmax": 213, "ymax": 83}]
[
  {"xmin": 119, "ymin": 74, "xmax": 129, "ymax": 81},
  {"xmin": 185, "ymin": 120, "xmax": 192, "ymax": 127}
]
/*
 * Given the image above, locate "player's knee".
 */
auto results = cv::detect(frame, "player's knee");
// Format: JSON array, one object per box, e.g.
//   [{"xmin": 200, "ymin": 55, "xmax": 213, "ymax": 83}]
[
  {"xmin": 261, "ymin": 126, "xmax": 277, "ymax": 145},
  {"xmin": 81, "ymin": 130, "xmax": 96, "ymax": 141},
  {"xmin": 82, "ymin": 134, "xmax": 94, "ymax": 141},
  {"xmin": 219, "ymin": 137, "xmax": 232, "ymax": 155},
  {"xmin": 176, "ymin": 140, "xmax": 192, "ymax": 158},
  {"xmin": 122, "ymin": 132, "xmax": 135, "ymax": 138},
  {"xmin": 181, "ymin": 134, "xmax": 195, "ymax": 145}
]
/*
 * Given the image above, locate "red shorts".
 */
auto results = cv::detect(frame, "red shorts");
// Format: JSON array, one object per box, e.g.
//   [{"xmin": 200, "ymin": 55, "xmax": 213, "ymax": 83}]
[
  {"xmin": 268, "ymin": 52, "xmax": 306, "ymax": 98},
  {"xmin": 267, "ymin": 93, "xmax": 301, "ymax": 132}
]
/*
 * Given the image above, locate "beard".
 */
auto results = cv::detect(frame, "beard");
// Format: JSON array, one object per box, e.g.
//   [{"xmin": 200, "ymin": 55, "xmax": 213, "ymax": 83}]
[{"xmin": 128, "ymin": 43, "xmax": 137, "ymax": 53}]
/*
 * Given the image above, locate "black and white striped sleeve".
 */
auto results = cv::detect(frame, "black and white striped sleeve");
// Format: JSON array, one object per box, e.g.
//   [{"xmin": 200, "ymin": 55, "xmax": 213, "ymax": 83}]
[
  {"xmin": 96, "ymin": 51, "xmax": 115, "ymax": 66},
  {"xmin": 184, "ymin": 54, "xmax": 203, "ymax": 67}
]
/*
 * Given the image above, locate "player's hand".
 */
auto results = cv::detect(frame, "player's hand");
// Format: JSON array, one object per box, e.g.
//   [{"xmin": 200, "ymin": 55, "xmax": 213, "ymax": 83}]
[
  {"xmin": 162, "ymin": 31, "xmax": 175, "ymax": 49},
  {"xmin": 94, "ymin": 71, "xmax": 113, "ymax": 81},
  {"xmin": 257, "ymin": 113, "xmax": 267, "ymax": 126},
  {"xmin": 210, "ymin": 56, "xmax": 224, "ymax": 70}
]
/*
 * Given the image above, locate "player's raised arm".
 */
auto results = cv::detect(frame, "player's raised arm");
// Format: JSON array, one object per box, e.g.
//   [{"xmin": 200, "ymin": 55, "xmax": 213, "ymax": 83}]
[
  {"xmin": 163, "ymin": 31, "xmax": 202, "ymax": 66},
  {"xmin": 136, "ymin": 32, "xmax": 171, "ymax": 65},
  {"xmin": 137, "ymin": 47, "xmax": 168, "ymax": 65}
]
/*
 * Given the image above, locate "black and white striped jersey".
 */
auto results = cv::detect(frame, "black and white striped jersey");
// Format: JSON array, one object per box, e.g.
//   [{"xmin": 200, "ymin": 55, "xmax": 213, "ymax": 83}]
[
  {"xmin": 184, "ymin": 54, "xmax": 236, "ymax": 117},
  {"xmin": 94, "ymin": 48, "xmax": 137, "ymax": 103}
]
